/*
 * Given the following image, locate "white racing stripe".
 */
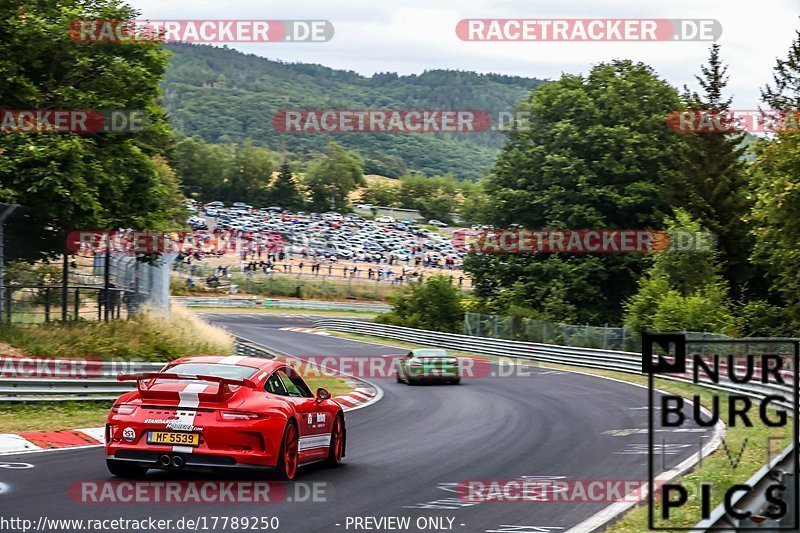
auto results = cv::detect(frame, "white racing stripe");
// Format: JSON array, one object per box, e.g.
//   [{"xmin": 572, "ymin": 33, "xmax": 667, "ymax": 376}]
[
  {"xmin": 298, "ymin": 434, "xmax": 332, "ymax": 451},
  {"xmin": 217, "ymin": 355, "xmax": 248, "ymax": 365},
  {"xmin": 172, "ymin": 382, "xmax": 210, "ymax": 454}
]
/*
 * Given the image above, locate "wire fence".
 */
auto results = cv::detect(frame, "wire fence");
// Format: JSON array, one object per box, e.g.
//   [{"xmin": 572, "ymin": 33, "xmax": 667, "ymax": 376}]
[
  {"xmin": 1, "ymin": 285, "xmax": 133, "ymax": 324},
  {"xmin": 463, "ymin": 312, "xmax": 730, "ymax": 352},
  {"xmin": 0, "ymin": 204, "xmax": 172, "ymax": 324}
]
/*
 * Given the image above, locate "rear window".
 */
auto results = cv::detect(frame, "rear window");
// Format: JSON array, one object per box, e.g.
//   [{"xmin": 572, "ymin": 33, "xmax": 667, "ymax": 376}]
[{"xmin": 162, "ymin": 363, "xmax": 259, "ymax": 380}]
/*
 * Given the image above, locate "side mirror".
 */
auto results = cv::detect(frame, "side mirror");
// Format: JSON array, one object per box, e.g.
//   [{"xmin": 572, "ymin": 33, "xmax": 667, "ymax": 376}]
[{"xmin": 316, "ymin": 387, "xmax": 331, "ymax": 402}]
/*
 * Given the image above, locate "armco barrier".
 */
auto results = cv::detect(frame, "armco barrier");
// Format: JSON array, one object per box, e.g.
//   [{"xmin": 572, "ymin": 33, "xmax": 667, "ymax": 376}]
[
  {"xmin": 172, "ymin": 296, "xmax": 390, "ymax": 312},
  {"xmin": 0, "ymin": 340, "xmax": 274, "ymax": 402},
  {"xmin": 309, "ymin": 318, "xmax": 795, "ymax": 397},
  {"xmin": 308, "ymin": 318, "xmax": 799, "ymax": 530},
  {"xmin": 0, "ymin": 359, "xmax": 164, "ymax": 401}
]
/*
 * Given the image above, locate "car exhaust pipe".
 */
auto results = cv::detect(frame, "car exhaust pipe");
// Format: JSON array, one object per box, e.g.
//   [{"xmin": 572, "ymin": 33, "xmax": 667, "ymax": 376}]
[
  {"xmin": 158, "ymin": 454, "xmax": 172, "ymax": 467},
  {"xmin": 171, "ymin": 455, "xmax": 185, "ymax": 468}
]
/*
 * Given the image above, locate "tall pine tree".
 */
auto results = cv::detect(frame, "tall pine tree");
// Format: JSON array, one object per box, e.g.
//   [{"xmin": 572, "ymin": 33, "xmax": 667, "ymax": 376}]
[
  {"xmin": 762, "ymin": 23, "xmax": 800, "ymax": 110},
  {"xmin": 269, "ymin": 160, "xmax": 304, "ymax": 211},
  {"xmin": 747, "ymin": 23, "xmax": 800, "ymax": 330},
  {"xmin": 669, "ymin": 44, "xmax": 753, "ymax": 296}
]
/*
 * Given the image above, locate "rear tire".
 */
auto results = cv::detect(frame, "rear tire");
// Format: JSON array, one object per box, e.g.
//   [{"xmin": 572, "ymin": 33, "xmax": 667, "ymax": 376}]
[
  {"xmin": 275, "ymin": 421, "xmax": 299, "ymax": 480},
  {"xmin": 106, "ymin": 459, "xmax": 148, "ymax": 479},
  {"xmin": 325, "ymin": 415, "xmax": 345, "ymax": 466}
]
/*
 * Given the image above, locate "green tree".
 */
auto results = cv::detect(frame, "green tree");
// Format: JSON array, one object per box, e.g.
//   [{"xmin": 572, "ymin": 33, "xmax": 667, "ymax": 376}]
[
  {"xmin": 418, "ymin": 196, "xmax": 455, "ymax": 223},
  {"xmin": 748, "ymin": 24, "xmax": 800, "ymax": 330},
  {"xmin": 226, "ymin": 139, "xmax": 274, "ymax": 205},
  {"xmin": 170, "ymin": 136, "xmax": 232, "ymax": 200},
  {"xmin": 669, "ymin": 45, "xmax": 753, "ymax": 295},
  {"xmin": 360, "ymin": 180, "xmax": 400, "ymax": 207},
  {"xmin": 377, "ymin": 275, "xmax": 464, "ymax": 332},
  {"xmin": 465, "ymin": 60, "xmax": 686, "ymax": 324},
  {"xmin": 623, "ymin": 210, "xmax": 735, "ymax": 333},
  {"xmin": 304, "ymin": 142, "xmax": 365, "ymax": 211},
  {"xmin": 397, "ymin": 173, "xmax": 468, "ymax": 223},
  {"xmin": 269, "ymin": 160, "xmax": 304, "ymax": 211},
  {"xmin": 457, "ymin": 180, "xmax": 489, "ymax": 224},
  {"xmin": 0, "ymin": 0, "xmax": 182, "ymax": 260},
  {"xmin": 762, "ymin": 20, "xmax": 800, "ymax": 111},
  {"xmin": 748, "ymin": 136, "xmax": 800, "ymax": 328}
]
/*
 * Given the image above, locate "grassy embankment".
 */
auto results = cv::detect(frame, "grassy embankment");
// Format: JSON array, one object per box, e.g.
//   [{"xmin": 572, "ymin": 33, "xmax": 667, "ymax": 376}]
[{"xmin": 0, "ymin": 307, "xmax": 353, "ymax": 432}]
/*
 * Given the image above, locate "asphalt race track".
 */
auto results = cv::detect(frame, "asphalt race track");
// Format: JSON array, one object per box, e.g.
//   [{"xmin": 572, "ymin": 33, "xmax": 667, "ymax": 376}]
[{"xmin": 0, "ymin": 314, "xmax": 716, "ymax": 533}]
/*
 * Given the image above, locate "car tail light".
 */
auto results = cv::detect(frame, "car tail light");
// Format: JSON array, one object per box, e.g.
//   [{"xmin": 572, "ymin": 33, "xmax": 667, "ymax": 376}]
[
  {"xmin": 220, "ymin": 410, "xmax": 269, "ymax": 421},
  {"xmin": 111, "ymin": 404, "xmax": 137, "ymax": 415}
]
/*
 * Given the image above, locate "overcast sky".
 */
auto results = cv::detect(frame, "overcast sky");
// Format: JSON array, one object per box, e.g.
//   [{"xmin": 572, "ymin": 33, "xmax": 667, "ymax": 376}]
[{"xmin": 128, "ymin": 0, "xmax": 799, "ymax": 109}]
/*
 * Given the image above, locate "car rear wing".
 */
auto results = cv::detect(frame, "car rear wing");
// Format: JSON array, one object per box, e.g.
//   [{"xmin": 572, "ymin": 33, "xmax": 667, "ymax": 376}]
[{"xmin": 118, "ymin": 372, "xmax": 257, "ymax": 400}]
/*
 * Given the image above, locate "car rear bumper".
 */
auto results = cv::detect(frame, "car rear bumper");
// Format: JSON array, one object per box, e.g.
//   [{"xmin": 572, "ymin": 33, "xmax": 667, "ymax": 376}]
[
  {"xmin": 407, "ymin": 374, "xmax": 460, "ymax": 382},
  {"xmin": 107, "ymin": 450, "xmax": 277, "ymax": 472}
]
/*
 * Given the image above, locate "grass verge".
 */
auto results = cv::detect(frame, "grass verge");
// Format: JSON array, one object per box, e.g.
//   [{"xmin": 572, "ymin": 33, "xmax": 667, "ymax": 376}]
[
  {"xmin": 0, "ymin": 306, "xmax": 234, "ymax": 361},
  {"xmin": 0, "ymin": 401, "xmax": 112, "ymax": 433},
  {"xmin": 302, "ymin": 376, "xmax": 354, "ymax": 399}
]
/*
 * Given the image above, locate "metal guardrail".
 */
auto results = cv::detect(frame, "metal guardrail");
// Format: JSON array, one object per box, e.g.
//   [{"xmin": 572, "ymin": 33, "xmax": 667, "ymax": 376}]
[
  {"xmin": 235, "ymin": 339, "xmax": 280, "ymax": 359},
  {"xmin": 309, "ymin": 319, "xmax": 795, "ymax": 392},
  {"xmin": 694, "ymin": 444, "xmax": 796, "ymax": 530},
  {"xmin": 172, "ymin": 296, "xmax": 390, "ymax": 312},
  {"xmin": 0, "ymin": 359, "xmax": 164, "ymax": 401},
  {"xmin": 309, "ymin": 318, "xmax": 799, "ymax": 530},
  {"xmin": 0, "ymin": 341, "xmax": 276, "ymax": 402}
]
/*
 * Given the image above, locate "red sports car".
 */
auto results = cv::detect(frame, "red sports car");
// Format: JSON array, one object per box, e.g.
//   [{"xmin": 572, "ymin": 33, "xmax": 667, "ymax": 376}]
[{"xmin": 105, "ymin": 356, "xmax": 345, "ymax": 480}]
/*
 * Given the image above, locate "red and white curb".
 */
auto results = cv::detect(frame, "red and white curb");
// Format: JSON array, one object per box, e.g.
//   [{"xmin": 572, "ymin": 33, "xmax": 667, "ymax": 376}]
[
  {"xmin": 0, "ymin": 427, "xmax": 105, "ymax": 455},
  {"xmin": 278, "ymin": 327, "xmax": 330, "ymax": 336},
  {"xmin": 0, "ymin": 388, "xmax": 379, "ymax": 456},
  {"xmin": 332, "ymin": 386, "xmax": 380, "ymax": 411}
]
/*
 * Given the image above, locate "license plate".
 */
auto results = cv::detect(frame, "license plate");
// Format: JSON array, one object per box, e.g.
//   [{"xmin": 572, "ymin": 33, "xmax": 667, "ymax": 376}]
[{"xmin": 147, "ymin": 431, "xmax": 200, "ymax": 447}]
